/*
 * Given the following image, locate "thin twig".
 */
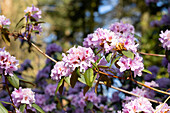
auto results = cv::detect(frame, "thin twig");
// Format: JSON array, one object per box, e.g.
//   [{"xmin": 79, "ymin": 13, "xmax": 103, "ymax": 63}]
[
  {"xmin": 139, "ymin": 52, "xmax": 165, "ymax": 57},
  {"xmin": 23, "ymin": 37, "xmax": 57, "ymax": 63},
  {"xmin": 95, "ymin": 69, "xmax": 170, "ymax": 96},
  {"xmin": 95, "ymin": 80, "xmax": 162, "ymax": 104},
  {"xmin": 4, "ymin": 75, "xmax": 16, "ymax": 112}
]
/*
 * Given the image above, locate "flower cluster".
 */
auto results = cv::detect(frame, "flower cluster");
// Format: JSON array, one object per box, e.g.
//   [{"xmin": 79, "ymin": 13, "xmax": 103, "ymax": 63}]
[
  {"xmin": 51, "ymin": 46, "xmax": 95, "ymax": 81},
  {"xmin": 117, "ymin": 53, "xmax": 144, "ymax": 77},
  {"xmin": 24, "ymin": 5, "xmax": 42, "ymax": 34},
  {"xmin": 50, "ymin": 61, "xmax": 72, "ymax": 81},
  {"xmin": 159, "ymin": 29, "xmax": 170, "ymax": 50},
  {"xmin": 0, "ymin": 15, "xmax": 11, "ymax": 28},
  {"xmin": 24, "ymin": 5, "xmax": 42, "ymax": 21},
  {"xmin": 83, "ymin": 22, "xmax": 138, "ymax": 54},
  {"xmin": 0, "ymin": 48, "xmax": 19, "ymax": 76},
  {"xmin": 122, "ymin": 97, "xmax": 154, "ymax": 112},
  {"xmin": 11, "ymin": 87, "xmax": 35, "ymax": 107}
]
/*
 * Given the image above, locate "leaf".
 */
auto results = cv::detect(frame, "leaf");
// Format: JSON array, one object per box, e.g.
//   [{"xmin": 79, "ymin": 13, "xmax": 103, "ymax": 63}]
[
  {"xmin": 1, "ymin": 30, "xmax": 10, "ymax": 46},
  {"xmin": 59, "ymin": 81, "xmax": 64, "ymax": 95},
  {"xmin": 0, "ymin": 102, "xmax": 8, "ymax": 113},
  {"xmin": 109, "ymin": 56, "xmax": 120, "ymax": 68},
  {"xmin": 86, "ymin": 102, "xmax": 93, "ymax": 110},
  {"xmin": 142, "ymin": 69, "xmax": 152, "ymax": 75},
  {"xmin": 55, "ymin": 79, "xmax": 64, "ymax": 94},
  {"xmin": 91, "ymin": 62, "xmax": 99, "ymax": 71},
  {"xmin": 19, "ymin": 104, "xmax": 26, "ymax": 113},
  {"xmin": 0, "ymin": 101, "xmax": 18, "ymax": 109},
  {"xmin": 70, "ymin": 69, "xmax": 78, "ymax": 88},
  {"xmin": 122, "ymin": 50, "xmax": 134, "ymax": 59},
  {"xmin": 19, "ymin": 78, "xmax": 35, "ymax": 86},
  {"xmin": 15, "ymin": 17, "xmax": 25, "ymax": 28},
  {"xmin": 106, "ymin": 53, "xmax": 112, "ymax": 63},
  {"xmin": 32, "ymin": 103, "xmax": 45, "ymax": 113},
  {"xmin": 64, "ymin": 77, "xmax": 71, "ymax": 86},
  {"xmin": 83, "ymin": 85, "xmax": 90, "ymax": 95},
  {"xmin": 84, "ymin": 68, "xmax": 94, "ymax": 87},
  {"xmin": 7, "ymin": 74, "xmax": 19, "ymax": 89},
  {"xmin": 98, "ymin": 65, "xmax": 109, "ymax": 69},
  {"xmin": 78, "ymin": 74, "xmax": 86, "ymax": 84}
]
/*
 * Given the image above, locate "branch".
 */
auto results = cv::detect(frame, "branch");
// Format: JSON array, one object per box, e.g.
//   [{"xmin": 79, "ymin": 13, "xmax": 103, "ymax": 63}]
[
  {"xmin": 95, "ymin": 69, "xmax": 170, "ymax": 96},
  {"xmin": 95, "ymin": 80, "xmax": 162, "ymax": 104},
  {"xmin": 139, "ymin": 52, "xmax": 165, "ymax": 57},
  {"xmin": 23, "ymin": 37, "xmax": 57, "ymax": 63}
]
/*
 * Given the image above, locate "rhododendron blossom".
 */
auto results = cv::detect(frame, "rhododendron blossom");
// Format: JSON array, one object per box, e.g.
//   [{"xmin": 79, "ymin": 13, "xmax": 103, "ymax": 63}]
[
  {"xmin": 0, "ymin": 48, "xmax": 19, "ymax": 76},
  {"xmin": 117, "ymin": 53, "xmax": 144, "ymax": 77},
  {"xmin": 24, "ymin": 5, "xmax": 42, "ymax": 20},
  {"xmin": 0, "ymin": 15, "xmax": 11, "ymax": 27},
  {"xmin": 159, "ymin": 29, "xmax": 170, "ymax": 50},
  {"xmin": 83, "ymin": 22, "xmax": 138, "ymax": 54},
  {"xmin": 62, "ymin": 46, "xmax": 95, "ymax": 72},
  {"xmin": 11, "ymin": 87, "xmax": 35, "ymax": 107},
  {"xmin": 122, "ymin": 97, "xmax": 154, "ymax": 113},
  {"xmin": 50, "ymin": 61, "xmax": 72, "ymax": 81}
]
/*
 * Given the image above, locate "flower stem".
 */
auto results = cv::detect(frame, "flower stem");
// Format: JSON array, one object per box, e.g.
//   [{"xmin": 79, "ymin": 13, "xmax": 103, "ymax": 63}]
[{"xmin": 4, "ymin": 75, "xmax": 16, "ymax": 112}]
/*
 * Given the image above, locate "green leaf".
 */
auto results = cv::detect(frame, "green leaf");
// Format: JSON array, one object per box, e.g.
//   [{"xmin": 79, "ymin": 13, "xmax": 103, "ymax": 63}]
[
  {"xmin": 0, "ymin": 102, "xmax": 8, "ymax": 113},
  {"xmin": 86, "ymin": 102, "xmax": 93, "ymax": 110},
  {"xmin": 122, "ymin": 50, "xmax": 134, "ymax": 59},
  {"xmin": 64, "ymin": 77, "xmax": 71, "ymax": 86},
  {"xmin": 93, "ymin": 73, "xmax": 98, "ymax": 83},
  {"xmin": 15, "ymin": 17, "xmax": 25, "ymax": 28},
  {"xmin": 98, "ymin": 65, "xmax": 109, "ymax": 69},
  {"xmin": 19, "ymin": 104, "xmax": 26, "ymax": 113},
  {"xmin": 7, "ymin": 74, "xmax": 19, "ymax": 89},
  {"xmin": 0, "ymin": 101, "xmax": 18, "ymax": 110},
  {"xmin": 142, "ymin": 69, "xmax": 152, "ymax": 75},
  {"xmin": 78, "ymin": 74, "xmax": 86, "ymax": 84},
  {"xmin": 19, "ymin": 78, "xmax": 35, "ymax": 86},
  {"xmin": 55, "ymin": 78, "xmax": 64, "ymax": 94},
  {"xmin": 1, "ymin": 30, "xmax": 10, "ymax": 46},
  {"xmin": 70, "ymin": 70, "xmax": 78, "ymax": 88},
  {"xmin": 32, "ymin": 103, "xmax": 45, "ymax": 113},
  {"xmin": 59, "ymin": 81, "xmax": 64, "ymax": 95},
  {"xmin": 84, "ymin": 68, "xmax": 94, "ymax": 87},
  {"xmin": 109, "ymin": 56, "xmax": 120, "ymax": 68},
  {"xmin": 106, "ymin": 53, "xmax": 112, "ymax": 63},
  {"xmin": 83, "ymin": 85, "xmax": 90, "ymax": 95}
]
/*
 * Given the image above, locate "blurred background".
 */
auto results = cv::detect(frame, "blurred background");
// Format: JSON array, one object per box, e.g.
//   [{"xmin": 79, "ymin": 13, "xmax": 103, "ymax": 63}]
[{"xmin": 0, "ymin": 0, "xmax": 170, "ymax": 81}]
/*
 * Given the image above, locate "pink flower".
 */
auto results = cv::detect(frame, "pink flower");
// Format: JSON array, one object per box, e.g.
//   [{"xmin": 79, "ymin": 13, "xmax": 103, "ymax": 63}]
[
  {"xmin": 155, "ymin": 103, "xmax": 170, "ymax": 113},
  {"xmin": 117, "ymin": 53, "xmax": 144, "ymax": 77},
  {"xmin": 11, "ymin": 87, "xmax": 35, "ymax": 107},
  {"xmin": 109, "ymin": 22, "xmax": 135, "ymax": 34},
  {"xmin": 123, "ymin": 97, "xmax": 154, "ymax": 113},
  {"xmin": 159, "ymin": 29, "xmax": 170, "ymax": 50},
  {"xmin": 83, "ymin": 22, "xmax": 138, "ymax": 54},
  {"xmin": 50, "ymin": 61, "xmax": 72, "ymax": 81},
  {"xmin": 0, "ymin": 15, "xmax": 10, "ymax": 27},
  {"xmin": 0, "ymin": 48, "xmax": 19, "ymax": 76},
  {"xmin": 62, "ymin": 46, "xmax": 95, "ymax": 72},
  {"xmin": 24, "ymin": 5, "xmax": 42, "ymax": 20}
]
